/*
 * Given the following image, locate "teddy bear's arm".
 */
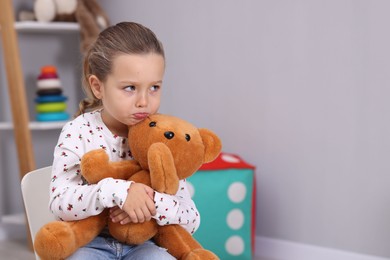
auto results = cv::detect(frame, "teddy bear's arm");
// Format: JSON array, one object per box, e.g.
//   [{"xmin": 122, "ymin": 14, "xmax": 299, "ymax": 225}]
[
  {"xmin": 81, "ymin": 149, "xmax": 141, "ymax": 184},
  {"xmin": 148, "ymin": 142, "xmax": 179, "ymax": 194}
]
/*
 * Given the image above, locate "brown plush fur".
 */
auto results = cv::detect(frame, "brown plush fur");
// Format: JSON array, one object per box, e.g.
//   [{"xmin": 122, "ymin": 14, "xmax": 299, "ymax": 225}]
[
  {"xmin": 50, "ymin": 0, "xmax": 110, "ymax": 52},
  {"xmin": 74, "ymin": 0, "xmax": 110, "ymax": 52},
  {"xmin": 34, "ymin": 114, "xmax": 221, "ymax": 260}
]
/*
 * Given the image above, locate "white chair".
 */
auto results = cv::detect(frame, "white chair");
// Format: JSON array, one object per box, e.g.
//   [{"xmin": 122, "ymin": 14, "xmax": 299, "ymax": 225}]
[{"xmin": 21, "ymin": 166, "xmax": 56, "ymax": 260}]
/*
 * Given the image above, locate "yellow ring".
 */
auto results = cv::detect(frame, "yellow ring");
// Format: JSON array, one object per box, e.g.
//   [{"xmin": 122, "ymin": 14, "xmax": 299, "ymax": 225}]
[{"xmin": 36, "ymin": 102, "xmax": 67, "ymax": 113}]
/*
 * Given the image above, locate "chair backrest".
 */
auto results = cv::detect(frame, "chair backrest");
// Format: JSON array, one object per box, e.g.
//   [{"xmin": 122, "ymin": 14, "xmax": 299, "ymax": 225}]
[{"xmin": 21, "ymin": 166, "xmax": 56, "ymax": 255}]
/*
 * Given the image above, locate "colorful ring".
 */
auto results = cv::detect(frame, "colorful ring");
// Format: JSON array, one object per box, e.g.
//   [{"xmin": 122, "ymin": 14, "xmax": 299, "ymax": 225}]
[
  {"xmin": 36, "ymin": 102, "xmax": 67, "ymax": 113},
  {"xmin": 36, "ymin": 88, "xmax": 62, "ymax": 96},
  {"xmin": 37, "ymin": 79, "xmax": 62, "ymax": 89},
  {"xmin": 35, "ymin": 95, "xmax": 67, "ymax": 103},
  {"xmin": 36, "ymin": 112, "xmax": 70, "ymax": 122}
]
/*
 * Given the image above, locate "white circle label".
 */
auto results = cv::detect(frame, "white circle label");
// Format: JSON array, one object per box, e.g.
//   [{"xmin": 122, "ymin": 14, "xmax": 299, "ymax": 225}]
[
  {"xmin": 221, "ymin": 154, "xmax": 241, "ymax": 163},
  {"xmin": 226, "ymin": 209, "xmax": 244, "ymax": 230},
  {"xmin": 225, "ymin": 235, "xmax": 245, "ymax": 255},
  {"xmin": 228, "ymin": 182, "xmax": 247, "ymax": 203}
]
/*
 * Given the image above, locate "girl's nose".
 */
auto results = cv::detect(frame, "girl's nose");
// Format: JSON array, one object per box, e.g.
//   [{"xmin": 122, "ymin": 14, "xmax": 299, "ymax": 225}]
[{"xmin": 136, "ymin": 93, "xmax": 148, "ymax": 108}]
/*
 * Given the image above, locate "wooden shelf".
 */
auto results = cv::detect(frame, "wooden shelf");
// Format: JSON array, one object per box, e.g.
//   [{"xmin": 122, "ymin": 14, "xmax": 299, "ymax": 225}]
[
  {"xmin": 15, "ymin": 21, "xmax": 79, "ymax": 33},
  {"xmin": 1, "ymin": 213, "xmax": 25, "ymax": 225},
  {"xmin": 0, "ymin": 121, "xmax": 66, "ymax": 130}
]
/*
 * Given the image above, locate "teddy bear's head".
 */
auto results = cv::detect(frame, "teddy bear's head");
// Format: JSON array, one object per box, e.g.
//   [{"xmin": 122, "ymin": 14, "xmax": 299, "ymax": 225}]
[{"xmin": 128, "ymin": 114, "xmax": 221, "ymax": 179}]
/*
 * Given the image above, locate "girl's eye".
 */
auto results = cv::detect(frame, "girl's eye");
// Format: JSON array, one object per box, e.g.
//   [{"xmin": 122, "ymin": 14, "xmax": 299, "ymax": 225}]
[
  {"xmin": 150, "ymin": 85, "xmax": 160, "ymax": 92},
  {"xmin": 124, "ymin": 85, "xmax": 136, "ymax": 91}
]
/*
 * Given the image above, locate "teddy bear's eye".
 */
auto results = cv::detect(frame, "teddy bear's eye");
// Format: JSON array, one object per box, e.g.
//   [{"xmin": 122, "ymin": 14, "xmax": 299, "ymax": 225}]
[
  {"xmin": 185, "ymin": 134, "xmax": 191, "ymax": 142},
  {"xmin": 164, "ymin": 131, "xmax": 175, "ymax": 139},
  {"xmin": 149, "ymin": 121, "xmax": 157, "ymax": 127}
]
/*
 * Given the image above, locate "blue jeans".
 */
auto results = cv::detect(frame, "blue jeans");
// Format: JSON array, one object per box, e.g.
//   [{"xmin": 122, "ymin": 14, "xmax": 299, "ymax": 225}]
[{"xmin": 66, "ymin": 236, "xmax": 175, "ymax": 260}]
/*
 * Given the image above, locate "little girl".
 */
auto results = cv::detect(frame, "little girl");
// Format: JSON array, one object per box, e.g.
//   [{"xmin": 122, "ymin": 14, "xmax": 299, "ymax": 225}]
[{"xmin": 50, "ymin": 22, "xmax": 200, "ymax": 259}]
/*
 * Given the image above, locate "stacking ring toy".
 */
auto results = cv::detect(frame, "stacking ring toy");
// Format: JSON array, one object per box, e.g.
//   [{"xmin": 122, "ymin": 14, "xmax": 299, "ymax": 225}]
[
  {"xmin": 36, "ymin": 112, "xmax": 70, "ymax": 122},
  {"xmin": 35, "ymin": 95, "xmax": 67, "ymax": 103},
  {"xmin": 36, "ymin": 102, "xmax": 67, "ymax": 113},
  {"xmin": 36, "ymin": 89, "xmax": 62, "ymax": 96}
]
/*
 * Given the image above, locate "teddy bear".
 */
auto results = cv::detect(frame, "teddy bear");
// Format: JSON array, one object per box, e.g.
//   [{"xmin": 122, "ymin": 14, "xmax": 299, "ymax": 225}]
[
  {"xmin": 34, "ymin": 114, "xmax": 222, "ymax": 260},
  {"xmin": 19, "ymin": 0, "xmax": 109, "ymax": 52}
]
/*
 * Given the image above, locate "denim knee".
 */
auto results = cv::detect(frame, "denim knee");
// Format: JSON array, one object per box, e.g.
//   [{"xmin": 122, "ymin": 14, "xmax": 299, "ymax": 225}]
[{"xmin": 124, "ymin": 240, "xmax": 175, "ymax": 260}]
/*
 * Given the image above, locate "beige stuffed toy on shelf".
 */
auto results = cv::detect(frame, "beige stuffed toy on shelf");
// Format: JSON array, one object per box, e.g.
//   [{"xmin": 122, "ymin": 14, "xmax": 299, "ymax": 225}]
[{"xmin": 20, "ymin": 0, "xmax": 110, "ymax": 52}]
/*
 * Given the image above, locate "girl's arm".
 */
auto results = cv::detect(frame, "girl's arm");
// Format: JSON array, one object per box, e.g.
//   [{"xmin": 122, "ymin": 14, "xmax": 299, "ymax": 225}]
[
  {"xmin": 49, "ymin": 126, "xmax": 131, "ymax": 221},
  {"xmin": 152, "ymin": 179, "xmax": 200, "ymax": 235}
]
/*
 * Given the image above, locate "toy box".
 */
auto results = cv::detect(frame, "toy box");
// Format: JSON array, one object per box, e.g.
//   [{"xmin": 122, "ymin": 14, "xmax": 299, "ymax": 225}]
[{"xmin": 187, "ymin": 153, "xmax": 256, "ymax": 259}]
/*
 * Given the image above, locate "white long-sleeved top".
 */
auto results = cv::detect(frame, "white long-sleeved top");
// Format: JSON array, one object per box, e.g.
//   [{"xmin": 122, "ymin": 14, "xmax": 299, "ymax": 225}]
[{"xmin": 49, "ymin": 110, "xmax": 200, "ymax": 234}]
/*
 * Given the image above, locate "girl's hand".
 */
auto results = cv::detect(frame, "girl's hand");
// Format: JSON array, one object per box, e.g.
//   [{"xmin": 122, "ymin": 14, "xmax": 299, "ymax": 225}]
[
  {"xmin": 110, "ymin": 206, "xmax": 131, "ymax": 224},
  {"xmin": 121, "ymin": 182, "xmax": 156, "ymax": 223}
]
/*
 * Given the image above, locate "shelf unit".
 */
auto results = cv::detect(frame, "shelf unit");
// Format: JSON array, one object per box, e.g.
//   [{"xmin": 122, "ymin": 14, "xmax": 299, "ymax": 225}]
[
  {"xmin": 0, "ymin": 0, "xmax": 81, "ymax": 247},
  {"xmin": 0, "ymin": 21, "xmax": 79, "ymax": 131},
  {"xmin": 14, "ymin": 21, "xmax": 80, "ymax": 33},
  {"xmin": 0, "ymin": 121, "xmax": 66, "ymax": 130},
  {"xmin": 1, "ymin": 213, "xmax": 25, "ymax": 225},
  {"xmin": 1, "ymin": 21, "xmax": 79, "ymax": 130},
  {"xmin": 3, "ymin": 20, "xmax": 79, "ymax": 130}
]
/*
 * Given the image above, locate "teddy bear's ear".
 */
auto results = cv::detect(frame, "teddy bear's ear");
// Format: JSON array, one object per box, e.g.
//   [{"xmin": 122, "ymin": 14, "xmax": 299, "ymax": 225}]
[{"xmin": 198, "ymin": 128, "xmax": 222, "ymax": 163}]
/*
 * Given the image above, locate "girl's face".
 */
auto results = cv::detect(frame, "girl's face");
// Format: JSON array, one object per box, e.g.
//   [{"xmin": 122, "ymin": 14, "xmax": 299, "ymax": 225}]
[{"xmin": 90, "ymin": 53, "xmax": 165, "ymax": 134}]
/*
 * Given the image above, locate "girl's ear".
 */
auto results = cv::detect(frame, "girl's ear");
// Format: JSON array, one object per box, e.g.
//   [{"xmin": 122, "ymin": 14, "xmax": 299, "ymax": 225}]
[{"xmin": 89, "ymin": 75, "xmax": 103, "ymax": 99}]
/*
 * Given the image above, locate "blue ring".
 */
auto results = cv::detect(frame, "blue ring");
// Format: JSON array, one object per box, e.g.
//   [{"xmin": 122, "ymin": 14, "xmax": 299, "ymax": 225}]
[
  {"xmin": 36, "ymin": 112, "xmax": 70, "ymax": 122},
  {"xmin": 35, "ymin": 95, "xmax": 68, "ymax": 103}
]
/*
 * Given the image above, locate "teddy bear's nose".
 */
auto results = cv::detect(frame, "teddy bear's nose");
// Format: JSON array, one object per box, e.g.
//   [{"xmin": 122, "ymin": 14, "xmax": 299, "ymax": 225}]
[{"xmin": 164, "ymin": 131, "xmax": 175, "ymax": 139}]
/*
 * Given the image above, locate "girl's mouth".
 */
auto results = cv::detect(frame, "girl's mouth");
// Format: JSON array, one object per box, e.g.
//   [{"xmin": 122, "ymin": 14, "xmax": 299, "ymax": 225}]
[{"xmin": 133, "ymin": 113, "xmax": 149, "ymax": 120}]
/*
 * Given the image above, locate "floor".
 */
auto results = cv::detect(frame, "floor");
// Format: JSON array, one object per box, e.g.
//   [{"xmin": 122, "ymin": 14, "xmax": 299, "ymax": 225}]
[
  {"xmin": 0, "ymin": 239, "xmax": 272, "ymax": 260},
  {"xmin": 0, "ymin": 239, "xmax": 36, "ymax": 260}
]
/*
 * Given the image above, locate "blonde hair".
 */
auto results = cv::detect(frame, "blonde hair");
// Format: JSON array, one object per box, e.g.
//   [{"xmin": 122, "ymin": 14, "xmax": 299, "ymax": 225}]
[{"xmin": 75, "ymin": 22, "xmax": 165, "ymax": 117}]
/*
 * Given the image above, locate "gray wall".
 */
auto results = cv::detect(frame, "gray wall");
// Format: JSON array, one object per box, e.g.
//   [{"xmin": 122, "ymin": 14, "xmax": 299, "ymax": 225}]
[{"xmin": 99, "ymin": 0, "xmax": 390, "ymax": 258}]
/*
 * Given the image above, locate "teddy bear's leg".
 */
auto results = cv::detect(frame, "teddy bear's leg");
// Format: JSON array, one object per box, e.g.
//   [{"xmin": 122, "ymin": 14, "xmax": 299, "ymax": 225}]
[
  {"xmin": 154, "ymin": 225, "xmax": 219, "ymax": 260},
  {"xmin": 81, "ymin": 149, "xmax": 141, "ymax": 184},
  {"xmin": 34, "ymin": 211, "xmax": 108, "ymax": 260},
  {"xmin": 108, "ymin": 220, "xmax": 158, "ymax": 245}
]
